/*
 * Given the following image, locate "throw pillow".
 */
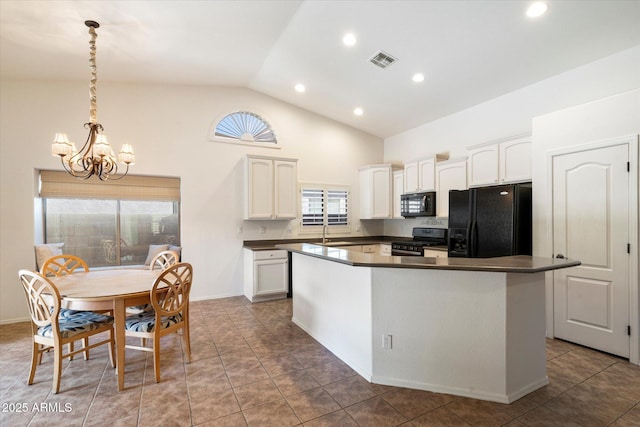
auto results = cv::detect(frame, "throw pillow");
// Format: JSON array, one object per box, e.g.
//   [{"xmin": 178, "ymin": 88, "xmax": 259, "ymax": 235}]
[
  {"xmin": 34, "ymin": 243, "xmax": 65, "ymax": 270},
  {"xmin": 144, "ymin": 244, "xmax": 169, "ymax": 266}
]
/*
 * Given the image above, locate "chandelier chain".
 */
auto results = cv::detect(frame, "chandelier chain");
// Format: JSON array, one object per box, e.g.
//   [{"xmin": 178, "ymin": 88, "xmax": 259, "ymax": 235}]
[{"xmin": 88, "ymin": 25, "xmax": 98, "ymax": 124}]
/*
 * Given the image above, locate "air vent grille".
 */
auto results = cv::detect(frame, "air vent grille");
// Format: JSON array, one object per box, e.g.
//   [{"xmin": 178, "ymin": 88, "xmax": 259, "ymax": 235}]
[{"xmin": 369, "ymin": 51, "xmax": 398, "ymax": 69}]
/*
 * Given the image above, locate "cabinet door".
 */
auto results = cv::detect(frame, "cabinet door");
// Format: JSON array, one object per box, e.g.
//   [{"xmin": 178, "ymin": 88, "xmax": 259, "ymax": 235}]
[
  {"xmin": 404, "ymin": 162, "xmax": 419, "ymax": 193},
  {"xmin": 393, "ymin": 170, "xmax": 404, "ymax": 218},
  {"xmin": 379, "ymin": 244, "xmax": 392, "ymax": 256},
  {"xmin": 274, "ymin": 160, "xmax": 297, "ymax": 219},
  {"xmin": 246, "ymin": 158, "xmax": 274, "ymax": 219},
  {"xmin": 467, "ymin": 145, "xmax": 499, "ymax": 187},
  {"xmin": 436, "ymin": 160, "xmax": 467, "ymax": 217},
  {"xmin": 418, "ymin": 158, "xmax": 436, "ymax": 191},
  {"xmin": 371, "ymin": 167, "xmax": 392, "ymax": 218},
  {"xmin": 500, "ymin": 139, "xmax": 531, "ymax": 183},
  {"xmin": 254, "ymin": 258, "xmax": 288, "ymax": 296}
]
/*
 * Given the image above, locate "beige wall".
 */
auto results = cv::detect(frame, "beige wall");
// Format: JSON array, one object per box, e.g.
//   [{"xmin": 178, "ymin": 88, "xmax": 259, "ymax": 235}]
[{"xmin": 0, "ymin": 81, "xmax": 383, "ymax": 323}]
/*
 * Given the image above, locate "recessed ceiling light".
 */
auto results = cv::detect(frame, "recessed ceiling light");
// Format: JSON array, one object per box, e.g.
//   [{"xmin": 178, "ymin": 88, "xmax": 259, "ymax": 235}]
[
  {"xmin": 343, "ymin": 33, "xmax": 357, "ymax": 46},
  {"xmin": 294, "ymin": 83, "xmax": 306, "ymax": 93},
  {"xmin": 354, "ymin": 107, "xmax": 364, "ymax": 116},
  {"xmin": 412, "ymin": 73, "xmax": 425, "ymax": 83},
  {"xmin": 526, "ymin": 1, "xmax": 548, "ymax": 18}
]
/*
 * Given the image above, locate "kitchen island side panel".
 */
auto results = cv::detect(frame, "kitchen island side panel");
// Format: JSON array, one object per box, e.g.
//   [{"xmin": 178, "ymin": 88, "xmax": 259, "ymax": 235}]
[
  {"xmin": 291, "ymin": 252, "xmax": 373, "ymax": 380},
  {"xmin": 370, "ymin": 268, "xmax": 547, "ymax": 403}
]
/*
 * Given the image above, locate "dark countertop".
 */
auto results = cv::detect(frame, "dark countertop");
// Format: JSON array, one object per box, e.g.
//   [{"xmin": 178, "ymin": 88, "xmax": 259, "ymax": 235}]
[
  {"xmin": 243, "ymin": 236, "xmax": 406, "ymax": 251},
  {"xmin": 276, "ymin": 242, "xmax": 580, "ymax": 273}
]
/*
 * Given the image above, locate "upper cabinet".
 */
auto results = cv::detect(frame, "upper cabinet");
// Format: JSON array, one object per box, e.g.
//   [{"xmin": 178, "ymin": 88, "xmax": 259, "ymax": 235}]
[
  {"xmin": 359, "ymin": 164, "xmax": 401, "ymax": 219},
  {"xmin": 243, "ymin": 155, "xmax": 298, "ymax": 220},
  {"xmin": 403, "ymin": 154, "xmax": 448, "ymax": 193},
  {"xmin": 435, "ymin": 158, "xmax": 467, "ymax": 218},
  {"xmin": 467, "ymin": 134, "xmax": 531, "ymax": 187}
]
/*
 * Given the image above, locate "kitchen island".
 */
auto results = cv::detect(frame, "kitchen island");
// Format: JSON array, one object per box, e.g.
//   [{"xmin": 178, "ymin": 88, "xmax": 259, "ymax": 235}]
[{"xmin": 277, "ymin": 243, "xmax": 580, "ymax": 404}]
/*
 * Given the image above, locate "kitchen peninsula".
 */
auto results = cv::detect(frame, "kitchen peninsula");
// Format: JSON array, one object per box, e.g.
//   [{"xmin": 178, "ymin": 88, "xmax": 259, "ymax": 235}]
[{"xmin": 277, "ymin": 243, "xmax": 580, "ymax": 404}]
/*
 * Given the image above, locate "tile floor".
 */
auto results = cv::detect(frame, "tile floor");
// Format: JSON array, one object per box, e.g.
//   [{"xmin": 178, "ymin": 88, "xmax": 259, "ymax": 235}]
[{"xmin": 1, "ymin": 296, "xmax": 639, "ymax": 426}]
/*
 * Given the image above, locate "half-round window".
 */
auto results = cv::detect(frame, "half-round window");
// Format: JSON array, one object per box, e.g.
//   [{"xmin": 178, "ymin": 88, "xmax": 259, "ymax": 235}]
[{"xmin": 214, "ymin": 111, "xmax": 277, "ymax": 144}]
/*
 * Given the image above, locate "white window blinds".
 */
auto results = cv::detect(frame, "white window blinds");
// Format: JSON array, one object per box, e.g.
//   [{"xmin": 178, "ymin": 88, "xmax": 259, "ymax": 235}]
[
  {"xmin": 39, "ymin": 170, "xmax": 180, "ymax": 201},
  {"xmin": 300, "ymin": 186, "xmax": 349, "ymax": 227}
]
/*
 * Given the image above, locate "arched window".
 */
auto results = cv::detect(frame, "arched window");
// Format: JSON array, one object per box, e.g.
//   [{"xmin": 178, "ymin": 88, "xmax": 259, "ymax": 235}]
[{"xmin": 213, "ymin": 111, "xmax": 277, "ymax": 144}]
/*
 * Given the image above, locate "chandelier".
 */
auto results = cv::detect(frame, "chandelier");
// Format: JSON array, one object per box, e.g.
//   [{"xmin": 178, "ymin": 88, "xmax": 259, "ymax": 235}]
[{"xmin": 51, "ymin": 20, "xmax": 134, "ymax": 181}]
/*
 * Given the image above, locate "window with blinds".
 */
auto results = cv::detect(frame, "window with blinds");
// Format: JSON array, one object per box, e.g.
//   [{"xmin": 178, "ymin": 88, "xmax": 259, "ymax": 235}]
[
  {"xmin": 300, "ymin": 186, "xmax": 349, "ymax": 228},
  {"xmin": 39, "ymin": 170, "xmax": 180, "ymax": 268}
]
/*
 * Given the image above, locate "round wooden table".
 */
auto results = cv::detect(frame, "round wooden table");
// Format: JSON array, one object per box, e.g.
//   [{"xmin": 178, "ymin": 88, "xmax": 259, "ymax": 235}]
[{"xmin": 50, "ymin": 268, "xmax": 161, "ymax": 391}]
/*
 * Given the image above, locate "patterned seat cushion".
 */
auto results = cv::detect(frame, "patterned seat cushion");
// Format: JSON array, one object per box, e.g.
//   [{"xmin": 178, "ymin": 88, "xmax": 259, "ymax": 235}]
[
  {"xmin": 125, "ymin": 310, "xmax": 183, "ymax": 333},
  {"xmin": 38, "ymin": 311, "xmax": 114, "ymax": 339},
  {"xmin": 126, "ymin": 304, "xmax": 151, "ymax": 315}
]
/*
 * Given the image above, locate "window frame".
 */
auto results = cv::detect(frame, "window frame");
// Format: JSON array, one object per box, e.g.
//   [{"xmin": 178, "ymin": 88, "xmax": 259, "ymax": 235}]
[
  {"xmin": 210, "ymin": 110, "xmax": 280, "ymax": 150},
  {"xmin": 298, "ymin": 183, "xmax": 351, "ymax": 235}
]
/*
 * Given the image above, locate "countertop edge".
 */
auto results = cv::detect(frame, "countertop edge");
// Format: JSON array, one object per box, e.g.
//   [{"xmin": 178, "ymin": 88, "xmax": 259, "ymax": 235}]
[{"xmin": 276, "ymin": 243, "xmax": 581, "ymax": 273}]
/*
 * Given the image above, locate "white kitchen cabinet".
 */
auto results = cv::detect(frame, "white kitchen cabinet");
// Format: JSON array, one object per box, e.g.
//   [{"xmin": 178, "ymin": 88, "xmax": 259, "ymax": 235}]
[
  {"xmin": 467, "ymin": 144, "xmax": 499, "ymax": 187},
  {"xmin": 244, "ymin": 155, "xmax": 297, "ymax": 220},
  {"xmin": 466, "ymin": 135, "xmax": 531, "ymax": 187},
  {"xmin": 379, "ymin": 244, "xmax": 392, "ymax": 256},
  {"xmin": 499, "ymin": 137, "xmax": 532, "ymax": 183},
  {"xmin": 392, "ymin": 170, "xmax": 404, "ymax": 218},
  {"xmin": 359, "ymin": 164, "xmax": 401, "ymax": 219},
  {"xmin": 435, "ymin": 158, "xmax": 467, "ymax": 218},
  {"xmin": 243, "ymin": 249, "xmax": 289, "ymax": 302},
  {"xmin": 403, "ymin": 155, "xmax": 447, "ymax": 193}
]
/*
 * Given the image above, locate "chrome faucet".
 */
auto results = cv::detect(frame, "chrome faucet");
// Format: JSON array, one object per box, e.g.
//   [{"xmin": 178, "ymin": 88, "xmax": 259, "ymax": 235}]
[{"xmin": 322, "ymin": 225, "xmax": 328, "ymax": 244}]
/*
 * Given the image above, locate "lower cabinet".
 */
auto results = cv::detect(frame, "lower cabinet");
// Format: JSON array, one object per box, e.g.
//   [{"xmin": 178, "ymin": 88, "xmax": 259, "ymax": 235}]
[
  {"xmin": 424, "ymin": 249, "xmax": 448, "ymax": 258},
  {"xmin": 244, "ymin": 249, "xmax": 289, "ymax": 302}
]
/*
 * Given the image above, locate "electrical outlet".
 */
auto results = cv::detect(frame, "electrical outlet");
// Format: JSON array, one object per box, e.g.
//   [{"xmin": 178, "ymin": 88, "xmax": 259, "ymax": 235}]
[
  {"xmin": 382, "ymin": 334, "xmax": 392, "ymax": 349},
  {"xmin": 259, "ymin": 226, "xmax": 266, "ymax": 234}
]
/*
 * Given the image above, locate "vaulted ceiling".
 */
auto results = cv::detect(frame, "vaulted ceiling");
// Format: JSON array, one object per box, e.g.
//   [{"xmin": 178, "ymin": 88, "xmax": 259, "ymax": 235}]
[{"xmin": 1, "ymin": 0, "xmax": 639, "ymax": 138}]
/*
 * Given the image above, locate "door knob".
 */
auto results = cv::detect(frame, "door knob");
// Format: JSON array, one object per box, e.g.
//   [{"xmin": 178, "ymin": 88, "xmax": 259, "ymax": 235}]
[{"xmin": 555, "ymin": 254, "xmax": 566, "ymax": 259}]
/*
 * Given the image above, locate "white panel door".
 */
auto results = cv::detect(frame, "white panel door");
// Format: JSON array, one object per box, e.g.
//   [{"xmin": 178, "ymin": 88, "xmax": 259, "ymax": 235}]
[{"xmin": 553, "ymin": 143, "xmax": 630, "ymax": 357}]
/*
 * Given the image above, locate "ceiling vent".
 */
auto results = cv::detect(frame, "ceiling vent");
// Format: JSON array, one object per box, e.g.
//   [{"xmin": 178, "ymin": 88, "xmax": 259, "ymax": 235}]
[{"xmin": 369, "ymin": 51, "xmax": 398, "ymax": 69}]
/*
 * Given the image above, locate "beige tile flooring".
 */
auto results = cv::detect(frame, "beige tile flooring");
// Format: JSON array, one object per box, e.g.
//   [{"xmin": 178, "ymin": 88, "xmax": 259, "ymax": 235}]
[{"xmin": 1, "ymin": 296, "xmax": 639, "ymax": 426}]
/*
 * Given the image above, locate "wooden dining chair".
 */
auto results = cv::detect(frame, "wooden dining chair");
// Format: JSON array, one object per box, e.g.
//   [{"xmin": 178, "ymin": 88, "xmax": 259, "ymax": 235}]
[
  {"xmin": 149, "ymin": 250, "xmax": 180, "ymax": 271},
  {"xmin": 18, "ymin": 269, "xmax": 115, "ymax": 394},
  {"xmin": 127, "ymin": 250, "xmax": 181, "ymax": 316},
  {"xmin": 124, "ymin": 262, "xmax": 192, "ymax": 383},
  {"xmin": 40, "ymin": 254, "xmax": 89, "ymax": 277}
]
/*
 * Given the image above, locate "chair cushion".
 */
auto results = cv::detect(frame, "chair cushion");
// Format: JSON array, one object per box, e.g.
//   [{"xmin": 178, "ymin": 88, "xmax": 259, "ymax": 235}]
[
  {"xmin": 38, "ymin": 311, "xmax": 113, "ymax": 339},
  {"xmin": 125, "ymin": 310, "xmax": 183, "ymax": 333},
  {"xmin": 126, "ymin": 304, "xmax": 151, "ymax": 315}
]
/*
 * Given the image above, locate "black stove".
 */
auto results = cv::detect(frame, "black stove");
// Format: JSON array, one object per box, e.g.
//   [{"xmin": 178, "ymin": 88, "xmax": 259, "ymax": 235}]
[{"xmin": 391, "ymin": 228, "xmax": 448, "ymax": 256}]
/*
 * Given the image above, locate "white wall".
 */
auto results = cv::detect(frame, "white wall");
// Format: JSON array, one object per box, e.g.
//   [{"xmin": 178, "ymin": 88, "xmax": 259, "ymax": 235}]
[
  {"xmin": 382, "ymin": 45, "xmax": 640, "ymax": 237},
  {"xmin": 0, "ymin": 81, "xmax": 383, "ymax": 323}
]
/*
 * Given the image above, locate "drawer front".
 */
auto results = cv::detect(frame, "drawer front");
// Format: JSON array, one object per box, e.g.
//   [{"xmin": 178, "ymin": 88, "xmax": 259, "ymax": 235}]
[
  {"xmin": 362, "ymin": 244, "xmax": 378, "ymax": 253},
  {"xmin": 253, "ymin": 250, "xmax": 288, "ymax": 261}
]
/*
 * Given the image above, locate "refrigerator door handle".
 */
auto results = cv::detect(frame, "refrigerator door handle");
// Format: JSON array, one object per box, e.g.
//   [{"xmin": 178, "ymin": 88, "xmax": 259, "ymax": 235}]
[{"xmin": 469, "ymin": 220, "xmax": 478, "ymax": 257}]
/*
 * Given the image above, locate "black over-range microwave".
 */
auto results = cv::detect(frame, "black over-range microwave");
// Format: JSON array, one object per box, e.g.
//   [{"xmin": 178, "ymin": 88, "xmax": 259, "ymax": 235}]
[{"xmin": 401, "ymin": 191, "xmax": 436, "ymax": 217}]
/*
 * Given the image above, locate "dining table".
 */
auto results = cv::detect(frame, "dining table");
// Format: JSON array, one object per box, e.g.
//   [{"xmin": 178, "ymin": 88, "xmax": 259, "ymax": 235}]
[{"xmin": 48, "ymin": 268, "xmax": 161, "ymax": 391}]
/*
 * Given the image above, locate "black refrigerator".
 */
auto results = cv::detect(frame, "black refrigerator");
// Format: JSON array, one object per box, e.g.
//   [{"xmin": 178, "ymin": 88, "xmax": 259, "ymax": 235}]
[{"xmin": 448, "ymin": 183, "xmax": 532, "ymax": 258}]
